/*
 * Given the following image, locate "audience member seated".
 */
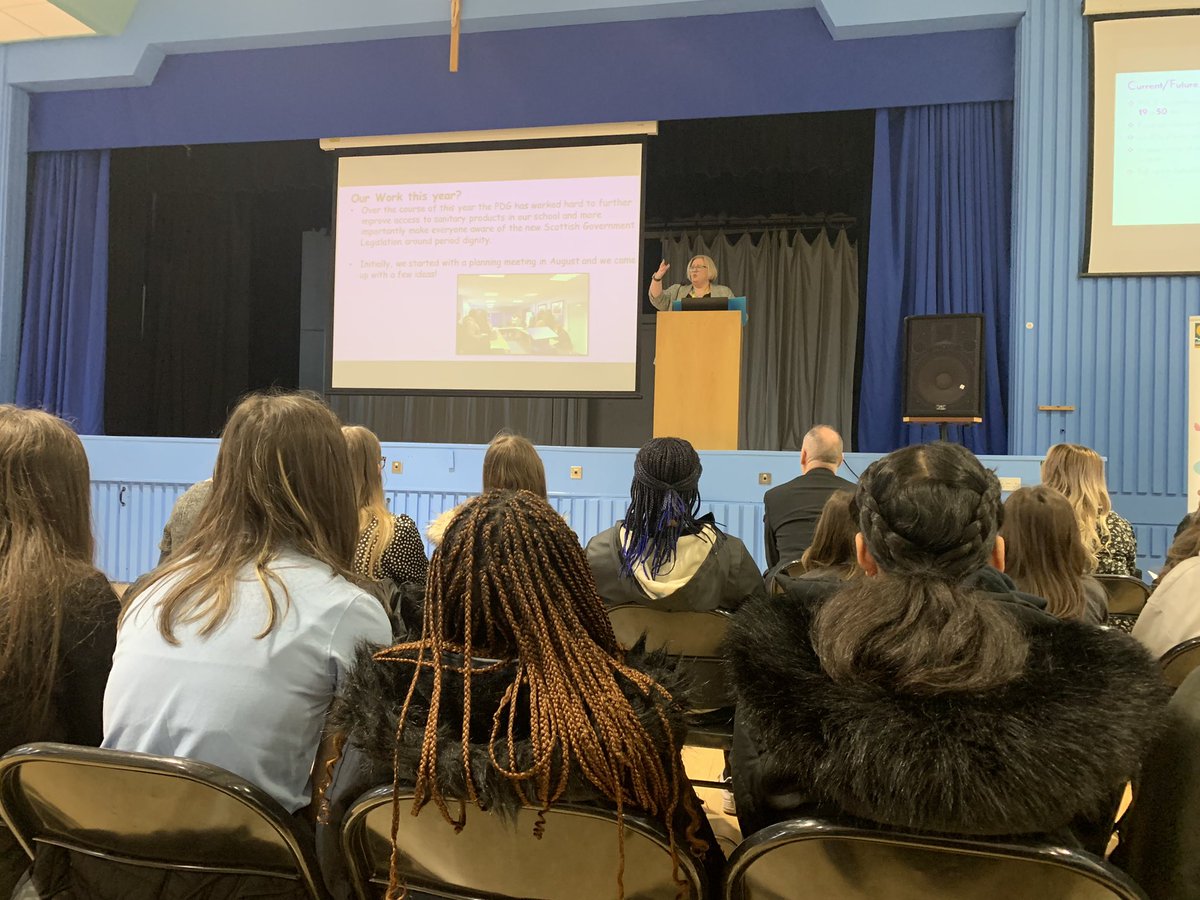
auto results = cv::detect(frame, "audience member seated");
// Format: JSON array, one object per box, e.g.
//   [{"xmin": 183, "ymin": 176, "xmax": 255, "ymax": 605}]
[
  {"xmin": 1133, "ymin": 518, "xmax": 1200, "ymax": 659},
  {"xmin": 426, "ymin": 430, "xmax": 547, "ymax": 545},
  {"xmin": 586, "ymin": 437, "xmax": 763, "ymax": 612},
  {"xmin": 999, "ymin": 486, "xmax": 1108, "ymax": 624},
  {"xmin": 103, "ymin": 393, "xmax": 392, "ymax": 819},
  {"xmin": 157, "ymin": 477, "xmax": 212, "ymax": 563},
  {"xmin": 762, "ymin": 425, "xmax": 856, "ymax": 569},
  {"xmin": 727, "ymin": 442, "xmax": 1167, "ymax": 854},
  {"xmin": 342, "ymin": 425, "xmax": 427, "ymax": 589},
  {"xmin": 798, "ymin": 490, "xmax": 859, "ymax": 582},
  {"xmin": 322, "ymin": 490, "xmax": 723, "ymax": 898},
  {"xmin": 1111, "ymin": 666, "xmax": 1200, "ymax": 900},
  {"xmin": 1042, "ymin": 443, "xmax": 1138, "ymax": 577},
  {"xmin": 0, "ymin": 407, "xmax": 121, "ymax": 896}
]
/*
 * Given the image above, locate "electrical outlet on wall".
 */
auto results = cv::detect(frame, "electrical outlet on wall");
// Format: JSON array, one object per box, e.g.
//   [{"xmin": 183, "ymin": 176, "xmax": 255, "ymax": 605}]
[{"xmin": 570, "ymin": 466, "xmax": 583, "ymax": 479}]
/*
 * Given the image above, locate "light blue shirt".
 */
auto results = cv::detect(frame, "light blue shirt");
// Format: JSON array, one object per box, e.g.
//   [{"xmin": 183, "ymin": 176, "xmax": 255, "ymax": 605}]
[{"xmin": 103, "ymin": 549, "xmax": 392, "ymax": 812}]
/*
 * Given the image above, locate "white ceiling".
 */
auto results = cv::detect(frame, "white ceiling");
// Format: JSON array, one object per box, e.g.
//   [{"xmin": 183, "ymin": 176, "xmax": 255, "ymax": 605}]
[{"xmin": 0, "ymin": 1, "xmax": 92, "ymax": 42}]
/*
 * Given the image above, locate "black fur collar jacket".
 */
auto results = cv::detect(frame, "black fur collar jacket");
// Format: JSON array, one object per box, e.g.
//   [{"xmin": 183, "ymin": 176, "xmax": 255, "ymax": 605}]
[{"xmin": 726, "ymin": 578, "xmax": 1169, "ymax": 852}]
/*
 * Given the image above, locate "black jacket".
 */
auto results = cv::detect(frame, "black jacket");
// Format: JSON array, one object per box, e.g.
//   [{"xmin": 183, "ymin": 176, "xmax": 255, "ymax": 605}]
[
  {"xmin": 727, "ymin": 576, "xmax": 1168, "ymax": 854},
  {"xmin": 762, "ymin": 468, "xmax": 856, "ymax": 568},
  {"xmin": 1113, "ymin": 666, "xmax": 1200, "ymax": 899},
  {"xmin": 321, "ymin": 641, "xmax": 724, "ymax": 898},
  {"xmin": 5, "ymin": 571, "xmax": 120, "ymax": 900},
  {"xmin": 586, "ymin": 519, "xmax": 764, "ymax": 613}
]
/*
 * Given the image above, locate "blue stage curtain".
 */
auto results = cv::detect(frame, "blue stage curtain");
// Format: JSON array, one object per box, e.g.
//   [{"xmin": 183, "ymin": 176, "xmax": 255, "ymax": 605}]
[
  {"xmin": 858, "ymin": 102, "xmax": 1012, "ymax": 455},
  {"xmin": 16, "ymin": 150, "xmax": 111, "ymax": 434}
]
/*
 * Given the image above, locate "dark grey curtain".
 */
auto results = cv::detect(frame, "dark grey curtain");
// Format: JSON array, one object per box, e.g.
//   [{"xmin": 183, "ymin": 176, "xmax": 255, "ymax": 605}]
[
  {"xmin": 661, "ymin": 229, "xmax": 858, "ymax": 450},
  {"xmin": 329, "ymin": 394, "xmax": 588, "ymax": 445}
]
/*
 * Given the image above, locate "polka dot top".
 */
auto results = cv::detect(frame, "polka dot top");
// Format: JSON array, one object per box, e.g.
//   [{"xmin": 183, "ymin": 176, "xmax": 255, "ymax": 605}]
[
  {"xmin": 353, "ymin": 514, "xmax": 428, "ymax": 587},
  {"xmin": 1095, "ymin": 511, "xmax": 1138, "ymax": 578}
]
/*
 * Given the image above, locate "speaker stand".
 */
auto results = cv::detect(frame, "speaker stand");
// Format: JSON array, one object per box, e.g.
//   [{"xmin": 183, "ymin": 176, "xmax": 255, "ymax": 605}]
[{"xmin": 903, "ymin": 416, "xmax": 983, "ymax": 446}]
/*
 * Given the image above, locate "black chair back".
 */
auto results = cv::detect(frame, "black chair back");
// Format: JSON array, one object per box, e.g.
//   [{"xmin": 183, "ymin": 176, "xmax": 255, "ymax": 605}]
[
  {"xmin": 341, "ymin": 786, "xmax": 708, "ymax": 900},
  {"xmin": 725, "ymin": 818, "xmax": 1148, "ymax": 900},
  {"xmin": 607, "ymin": 604, "xmax": 732, "ymax": 711},
  {"xmin": 1095, "ymin": 575, "xmax": 1150, "ymax": 617},
  {"xmin": 1160, "ymin": 637, "xmax": 1200, "ymax": 689},
  {"xmin": 0, "ymin": 743, "xmax": 325, "ymax": 898}
]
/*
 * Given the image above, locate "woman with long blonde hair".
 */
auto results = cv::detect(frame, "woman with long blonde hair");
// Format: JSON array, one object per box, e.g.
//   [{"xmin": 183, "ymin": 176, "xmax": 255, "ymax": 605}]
[
  {"xmin": 1041, "ymin": 443, "xmax": 1138, "ymax": 576},
  {"xmin": 342, "ymin": 425, "xmax": 427, "ymax": 588},
  {"xmin": 104, "ymin": 393, "xmax": 392, "ymax": 815}
]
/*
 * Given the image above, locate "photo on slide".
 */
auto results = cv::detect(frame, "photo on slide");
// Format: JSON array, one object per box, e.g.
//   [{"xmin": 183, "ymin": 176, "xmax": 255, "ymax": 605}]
[{"xmin": 456, "ymin": 273, "xmax": 589, "ymax": 357}]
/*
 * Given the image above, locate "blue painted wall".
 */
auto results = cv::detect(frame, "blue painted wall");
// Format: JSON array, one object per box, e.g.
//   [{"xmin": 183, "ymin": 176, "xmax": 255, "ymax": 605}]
[
  {"xmin": 28, "ymin": 9, "xmax": 1014, "ymax": 151},
  {"xmin": 83, "ymin": 436, "xmax": 1046, "ymax": 581},
  {"xmin": 1008, "ymin": 0, "xmax": 1200, "ymax": 569}
]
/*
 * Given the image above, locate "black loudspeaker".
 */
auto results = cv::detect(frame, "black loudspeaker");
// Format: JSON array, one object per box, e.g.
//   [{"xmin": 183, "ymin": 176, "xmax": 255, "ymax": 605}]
[{"xmin": 902, "ymin": 314, "xmax": 984, "ymax": 419}]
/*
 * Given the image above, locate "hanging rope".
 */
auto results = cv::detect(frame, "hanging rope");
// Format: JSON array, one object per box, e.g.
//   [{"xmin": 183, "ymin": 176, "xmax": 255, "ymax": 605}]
[{"xmin": 449, "ymin": 0, "xmax": 462, "ymax": 72}]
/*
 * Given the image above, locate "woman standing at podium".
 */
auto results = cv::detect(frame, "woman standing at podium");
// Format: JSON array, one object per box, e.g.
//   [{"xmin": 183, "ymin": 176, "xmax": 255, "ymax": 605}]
[{"xmin": 647, "ymin": 254, "xmax": 734, "ymax": 311}]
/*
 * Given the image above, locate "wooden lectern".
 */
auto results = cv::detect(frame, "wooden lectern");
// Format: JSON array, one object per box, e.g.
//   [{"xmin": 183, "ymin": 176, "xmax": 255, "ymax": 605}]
[{"xmin": 653, "ymin": 310, "xmax": 742, "ymax": 450}]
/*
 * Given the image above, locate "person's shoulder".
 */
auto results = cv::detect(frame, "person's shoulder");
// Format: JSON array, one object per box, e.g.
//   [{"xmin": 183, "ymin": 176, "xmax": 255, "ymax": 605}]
[
  {"xmin": 585, "ymin": 523, "xmax": 621, "ymax": 550},
  {"xmin": 1027, "ymin": 615, "xmax": 1166, "ymax": 700},
  {"xmin": 425, "ymin": 506, "xmax": 459, "ymax": 545},
  {"xmin": 1108, "ymin": 510, "xmax": 1135, "ymax": 531},
  {"xmin": 391, "ymin": 513, "xmax": 420, "ymax": 532},
  {"xmin": 1153, "ymin": 556, "xmax": 1200, "ymax": 594},
  {"xmin": 763, "ymin": 474, "xmax": 804, "ymax": 503}
]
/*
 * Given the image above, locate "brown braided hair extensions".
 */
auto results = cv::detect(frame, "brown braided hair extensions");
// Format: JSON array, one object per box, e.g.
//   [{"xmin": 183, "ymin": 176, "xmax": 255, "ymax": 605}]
[{"xmin": 374, "ymin": 490, "xmax": 706, "ymax": 899}]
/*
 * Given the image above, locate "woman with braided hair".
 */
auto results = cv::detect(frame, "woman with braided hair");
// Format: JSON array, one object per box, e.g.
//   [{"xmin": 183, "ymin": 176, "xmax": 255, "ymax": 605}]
[
  {"xmin": 586, "ymin": 436, "xmax": 764, "ymax": 612},
  {"xmin": 321, "ymin": 490, "xmax": 722, "ymax": 899},
  {"xmin": 727, "ymin": 442, "xmax": 1167, "ymax": 852}
]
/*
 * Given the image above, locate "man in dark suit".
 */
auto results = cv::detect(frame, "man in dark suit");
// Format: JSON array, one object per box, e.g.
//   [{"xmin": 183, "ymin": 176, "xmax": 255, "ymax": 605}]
[{"xmin": 763, "ymin": 425, "xmax": 856, "ymax": 568}]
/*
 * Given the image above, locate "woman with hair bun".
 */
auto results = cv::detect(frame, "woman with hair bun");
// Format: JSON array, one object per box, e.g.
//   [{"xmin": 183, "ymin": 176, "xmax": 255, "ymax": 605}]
[
  {"xmin": 586, "ymin": 437, "xmax": 763, "ymax": 613},
  {"xmin": 728, "ymin": 442, "xmax": 1166, "ymax": 852}
]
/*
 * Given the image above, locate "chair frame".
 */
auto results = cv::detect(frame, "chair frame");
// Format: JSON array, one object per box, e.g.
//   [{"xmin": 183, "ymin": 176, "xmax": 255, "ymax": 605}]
[
  {"xmin": 340, "ymin": 785, "xmax": 706, "ymax": 900},
  {"xmin": 1094, "ymin": 575, "xmax": 1150, "ymax": 617},
  {"xmin": 724, "ymin": 817, "xmax": 1148, "ymax": 900},
  {"xmin": 767, "ymin": 559, "xmax": 806, "ymax": 596},
  {"xmin": 0, "ymin": 742, "xmax": 326, "ymax": 898},
  {"xmin": 1159, "ymin": 636, "xmax": 1200, "ymax": 688}
]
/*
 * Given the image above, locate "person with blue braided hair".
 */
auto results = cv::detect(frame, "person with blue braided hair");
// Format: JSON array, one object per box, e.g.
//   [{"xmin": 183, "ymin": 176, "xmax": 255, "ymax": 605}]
[{"xmin": 585, "ymin": 437, "xmax": 765, "ymax": 613}]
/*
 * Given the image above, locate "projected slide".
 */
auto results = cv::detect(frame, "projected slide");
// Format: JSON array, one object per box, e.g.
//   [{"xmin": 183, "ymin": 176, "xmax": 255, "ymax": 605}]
[
  {"xmin": 1112, "ymin": 71, "xmax": 1200, "ymax": 226},
  {"xmin": 330, "ymin": 143, "xmax": 643, "ymax": 393},
  {"xmin": 1088, "ymin": 13, "xmax": 1200, "ymax": 274}
]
